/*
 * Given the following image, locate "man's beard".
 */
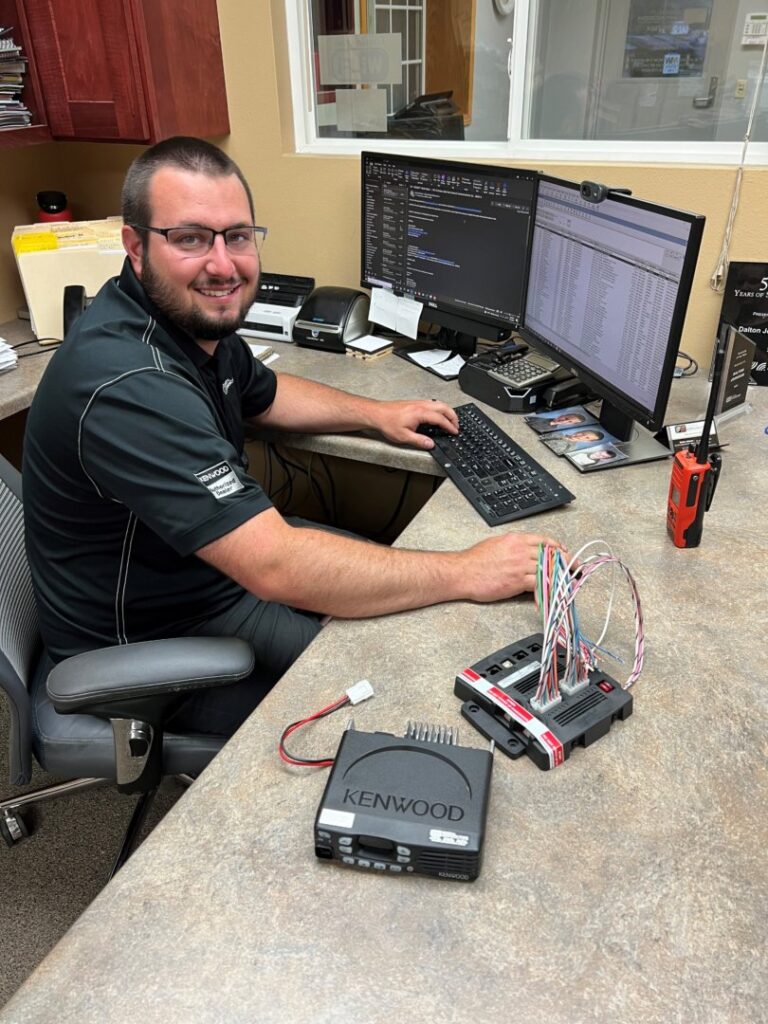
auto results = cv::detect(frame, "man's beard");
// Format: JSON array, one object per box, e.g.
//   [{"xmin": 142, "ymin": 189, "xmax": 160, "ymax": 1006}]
[{"xmin": 140, "ymin": 254, "xmax": 258, "ymax": 341}]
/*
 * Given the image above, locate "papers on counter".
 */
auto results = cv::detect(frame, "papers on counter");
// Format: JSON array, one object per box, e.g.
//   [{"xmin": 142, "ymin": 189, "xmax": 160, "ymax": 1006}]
[
  {"xmin": 407, "ymin": 349, "xmax": 453, "ymax": 368},
  {"xmin": 429, "ymin": 353, "xmax": 466, "ymax": 378},
  {"xmin": 0, "ymin": 338, "xmax": 18, "ymax": 374},
  {"xmin": 398, "ymin": 346, "xmax": 466, "ymax": 380},
  {"xmin": 247, "ymin": 342, "xmax": 280, "ymax": 366}
]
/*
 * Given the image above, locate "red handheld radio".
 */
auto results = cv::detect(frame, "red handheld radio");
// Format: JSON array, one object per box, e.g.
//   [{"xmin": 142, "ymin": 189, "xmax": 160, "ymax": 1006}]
[{"xmin": 666, "ymin": 335, "xmax": 725, "ymax": 548}]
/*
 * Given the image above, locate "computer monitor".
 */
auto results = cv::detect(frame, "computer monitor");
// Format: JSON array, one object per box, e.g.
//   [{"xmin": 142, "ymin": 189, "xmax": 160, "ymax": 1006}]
[
  {"xmin": 360, "ymin": 152, "xmax": 537, "ymax": 354},
  {"xmin": 520, "ymin": 175, "xmax": 705, "ymax": 442}
]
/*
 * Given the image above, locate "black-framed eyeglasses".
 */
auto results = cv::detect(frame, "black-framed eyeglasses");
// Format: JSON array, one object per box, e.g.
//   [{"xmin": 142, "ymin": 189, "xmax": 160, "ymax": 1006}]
[{"xmin": 132, "ymin": 224, "xmax": 268, "ymax": 256}]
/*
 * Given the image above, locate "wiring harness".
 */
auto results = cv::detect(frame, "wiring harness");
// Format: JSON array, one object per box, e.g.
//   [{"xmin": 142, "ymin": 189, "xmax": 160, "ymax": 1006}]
[
  {"xmin": 277, "ymin": 680, "xmax": 374, "ymax": 768},
  {"xmin": 532, "ymin": 541, "xmax": 645, "ymax": 714}
]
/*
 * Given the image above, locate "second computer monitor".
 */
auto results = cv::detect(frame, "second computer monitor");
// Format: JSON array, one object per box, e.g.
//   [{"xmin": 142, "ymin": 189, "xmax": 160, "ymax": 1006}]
[
  {"xmin": 361, "ymin": 152, "xmax": 537, "ymax": 348},
  {"xmin": 521, "ymin": 176, "xmax": 704, "ymax": 438}
]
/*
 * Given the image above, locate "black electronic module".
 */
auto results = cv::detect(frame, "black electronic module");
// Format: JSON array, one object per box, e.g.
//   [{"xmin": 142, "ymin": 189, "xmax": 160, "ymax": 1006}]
[
  {"xmin": 455, "ymin": 633, "xmax": 633, "ymax": 770},
  {"xmin": 314, "ymin": 722, "xmax": 492, "ymax": 881}
]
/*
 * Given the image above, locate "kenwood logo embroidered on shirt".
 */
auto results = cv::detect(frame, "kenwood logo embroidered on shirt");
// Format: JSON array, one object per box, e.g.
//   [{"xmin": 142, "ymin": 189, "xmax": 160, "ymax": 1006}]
[
  {"xmin": 222, "ymin": 378, "xmax": 234, "ymax": 395},
  {"xmin": 194, "ymin": 461, "xmax": 244, "ymax": 499}
]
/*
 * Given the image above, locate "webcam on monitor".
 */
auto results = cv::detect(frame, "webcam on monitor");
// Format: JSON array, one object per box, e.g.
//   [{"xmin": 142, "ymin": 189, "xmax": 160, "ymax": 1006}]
[{"xmin": 579, "ymin": 180, "xmax": 632, "ymax": 203}]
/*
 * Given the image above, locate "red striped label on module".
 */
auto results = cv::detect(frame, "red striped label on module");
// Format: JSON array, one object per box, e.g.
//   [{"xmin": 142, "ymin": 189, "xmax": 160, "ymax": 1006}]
[{"xmin": 458, "ymin": 671, "xmax": 564, "ymax": 768}]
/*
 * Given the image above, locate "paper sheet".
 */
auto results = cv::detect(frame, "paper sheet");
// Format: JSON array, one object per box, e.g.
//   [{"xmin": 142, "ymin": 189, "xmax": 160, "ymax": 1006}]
[
  {"xmin": 429, "ymin": 354, "xmax": 466, "ymax": 378},
  {"xmin": 247, "ymin": 342, "xmax": 273, "ymax": 358},
  {"xmin": 318, "ymin": 33, "xmax": 402, "ymax": 85},
  {"xmin": 407, "ymin": 348, "xmax": 454, "ymax": 368},
  {"xmin": 369, "ymin": 287, "xmax": 422, "ymax": 339},
  {"xmin": 336, "ymin": 88, "xmax": 387, "ymax": 132}
]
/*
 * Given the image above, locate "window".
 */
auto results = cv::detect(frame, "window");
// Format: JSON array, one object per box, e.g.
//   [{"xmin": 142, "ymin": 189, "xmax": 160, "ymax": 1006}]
[
  {"xmin": 367, "ymin": 1, "xmax": 425, "ymax": 117},
  {"xmin": 285, "ymin": 0, "xmax": 768, "ymax": 163}
]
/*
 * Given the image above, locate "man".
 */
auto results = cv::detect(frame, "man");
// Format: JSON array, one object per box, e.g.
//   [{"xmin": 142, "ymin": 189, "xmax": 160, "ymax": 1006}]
[{"xmin": 24, "ymin": 137, "xmax": 562, "ymax": 735}]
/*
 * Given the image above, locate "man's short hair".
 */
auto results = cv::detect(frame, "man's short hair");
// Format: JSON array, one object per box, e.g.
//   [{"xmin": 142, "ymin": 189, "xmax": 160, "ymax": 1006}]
[
  {"xmin": 122, "ymin": 136, "xmax": 255, "ymax": 242},
  {"xmin": 567, "ymin": 429, "xmax": 602, "ymax": 442}
]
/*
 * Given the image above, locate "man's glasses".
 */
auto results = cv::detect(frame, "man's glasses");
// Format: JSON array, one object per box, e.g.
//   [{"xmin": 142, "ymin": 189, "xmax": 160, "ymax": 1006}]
[{"xmin": 133, "ymin": 224, "xmax": 268, "ymax": 257}]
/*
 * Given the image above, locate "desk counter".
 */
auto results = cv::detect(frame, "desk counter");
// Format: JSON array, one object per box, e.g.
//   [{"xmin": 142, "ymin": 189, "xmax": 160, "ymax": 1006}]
[
  {"xmin": 3, "ymin": 343, "xmax": 767, "ymax": 1024},
  {"xmin": 0, "ymin": 321, "xmax": 51, "ymax": 422}
]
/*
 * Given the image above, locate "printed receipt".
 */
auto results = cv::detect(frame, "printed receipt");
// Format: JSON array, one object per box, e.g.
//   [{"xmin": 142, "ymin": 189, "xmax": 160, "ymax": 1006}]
[{"xmin": 369, "ymin": 287, "xmax": 423, "ymax": 340}]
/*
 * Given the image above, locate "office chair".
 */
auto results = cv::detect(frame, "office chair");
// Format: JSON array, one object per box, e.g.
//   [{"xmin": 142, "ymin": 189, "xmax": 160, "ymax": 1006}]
[{"xmin": 0, "ymin": 452, "xmax": 255, "ymax": 877}]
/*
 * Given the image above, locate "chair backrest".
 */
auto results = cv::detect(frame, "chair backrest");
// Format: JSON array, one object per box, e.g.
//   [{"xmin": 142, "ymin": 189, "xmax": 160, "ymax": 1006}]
[{"xmin": 0, "ymin": 454, "xmax": 41, "ymax": 785}]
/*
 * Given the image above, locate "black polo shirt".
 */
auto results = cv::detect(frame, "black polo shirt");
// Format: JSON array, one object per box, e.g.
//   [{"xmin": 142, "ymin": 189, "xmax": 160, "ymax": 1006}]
[{"xmin": 23, "ymin": 259, "xmax": 277, "ymax": 662}]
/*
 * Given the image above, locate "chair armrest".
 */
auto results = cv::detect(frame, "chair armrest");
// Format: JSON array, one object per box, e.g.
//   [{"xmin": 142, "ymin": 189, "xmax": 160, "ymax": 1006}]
[{"xmin": 46, "ymin": 637, "xmax": 255, "ymax": 716}]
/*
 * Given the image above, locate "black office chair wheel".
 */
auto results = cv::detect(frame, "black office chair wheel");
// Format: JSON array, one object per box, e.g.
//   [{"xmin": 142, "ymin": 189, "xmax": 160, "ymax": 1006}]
[{"xmin": 1, "ymin": 808, "xmax": 30, "ymax": 846}]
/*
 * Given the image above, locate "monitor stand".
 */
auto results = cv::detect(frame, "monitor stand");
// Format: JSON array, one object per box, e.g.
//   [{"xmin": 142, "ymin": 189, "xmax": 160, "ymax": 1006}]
[
  {"xmin": 433, "ymin": 327, "xmax": 477, "ymax": 358},
  {"xmin": 595, "ymin": 402, "xmax": 671, "ymax": 468}
]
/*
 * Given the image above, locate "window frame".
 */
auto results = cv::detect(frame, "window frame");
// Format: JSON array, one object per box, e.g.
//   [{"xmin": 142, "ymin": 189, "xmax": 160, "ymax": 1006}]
[{"xmin": 284, "ymin": 0, "xmax": 768, "ymax": 165}]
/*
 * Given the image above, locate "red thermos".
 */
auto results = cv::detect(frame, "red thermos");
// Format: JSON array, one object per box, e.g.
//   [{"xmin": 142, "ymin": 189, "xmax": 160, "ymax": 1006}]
[{"xmin": 36, "ymin": 190, "xmax": 72, "ymax": 223}]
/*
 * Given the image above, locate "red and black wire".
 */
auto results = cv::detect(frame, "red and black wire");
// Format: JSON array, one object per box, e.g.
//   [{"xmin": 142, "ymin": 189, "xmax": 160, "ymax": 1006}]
[{"xmin": 277, "ymin": 694, "xmax": 351, "ymax": 768}]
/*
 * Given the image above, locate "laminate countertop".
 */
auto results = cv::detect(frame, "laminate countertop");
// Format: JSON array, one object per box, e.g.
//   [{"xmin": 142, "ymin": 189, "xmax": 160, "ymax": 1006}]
[{"xmin": 3, "ymin": 337, "xmax": 767, "ymax": 1024}]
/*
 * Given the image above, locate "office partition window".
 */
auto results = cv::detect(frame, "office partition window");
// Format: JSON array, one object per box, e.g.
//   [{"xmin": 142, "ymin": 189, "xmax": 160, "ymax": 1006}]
[{"xmin": 284, "ymin": 0, "xmax": 768, "ymax": 164}]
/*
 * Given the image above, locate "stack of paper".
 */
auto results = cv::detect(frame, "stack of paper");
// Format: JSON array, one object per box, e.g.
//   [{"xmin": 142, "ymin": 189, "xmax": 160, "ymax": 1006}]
[
  {"xmin": 0, "ymin": 28, "xmax": 31, "ymax": 130},
  {"xmin": 402, "ymin": 348, "xmax": 466, "ymax": 379},
  {"xmin": 0, "ymin": 339, "xmax": 18, "ymax": 374},
  {"xmin": 246, "ymin": 341, "xmax": 279, "ymax": 366},
  {"xmin": 345, "ymin": 334, "xmax": 393, "ymax": 359}
]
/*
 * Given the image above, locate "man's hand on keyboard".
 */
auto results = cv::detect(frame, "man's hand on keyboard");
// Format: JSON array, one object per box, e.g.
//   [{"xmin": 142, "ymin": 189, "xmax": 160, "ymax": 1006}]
[
  {"xmin": 371, "ymin": 399, "xmax": 459, "ymax": 450},
  {"xmin": 460, "ymin": 532, "xmax": 562, "ymax": 600}
]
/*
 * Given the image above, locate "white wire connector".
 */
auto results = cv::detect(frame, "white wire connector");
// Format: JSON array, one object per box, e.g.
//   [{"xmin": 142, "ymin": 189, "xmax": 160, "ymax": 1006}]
[
  {"xmin": 346, "ymin": 679, "xmax": 374, "ymax": 705},
  {"xmin": 530, "ymin": 691, "xmax": 562, "ymax": 715}
]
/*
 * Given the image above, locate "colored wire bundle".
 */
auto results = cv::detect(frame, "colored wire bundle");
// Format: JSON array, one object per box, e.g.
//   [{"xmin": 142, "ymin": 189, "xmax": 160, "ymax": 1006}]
[
  {"xmin": 277, "ymin": 680, "xmax": 374, "ymax": 768},
  {"xmin": 533, "ymin": 541, "xmax": 645, "ymax": 711}
]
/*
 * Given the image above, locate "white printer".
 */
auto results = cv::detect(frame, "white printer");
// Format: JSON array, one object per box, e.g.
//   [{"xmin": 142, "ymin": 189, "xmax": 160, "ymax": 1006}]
[{"xmin": 239, "ymin": 274, "xmax": 314, "ymax": 344}]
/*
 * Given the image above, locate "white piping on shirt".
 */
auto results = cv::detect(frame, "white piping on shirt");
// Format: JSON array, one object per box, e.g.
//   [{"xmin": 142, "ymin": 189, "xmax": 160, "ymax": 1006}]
[{"xmin": 115, "ymin": 512, "xmax": 138, "ymax": 645}]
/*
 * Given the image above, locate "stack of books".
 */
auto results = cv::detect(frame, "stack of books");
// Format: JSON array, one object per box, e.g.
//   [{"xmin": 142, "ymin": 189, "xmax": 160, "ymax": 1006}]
[{"xmin": 0, "ymin": 26, "xmax": 32, "ymax": 131}]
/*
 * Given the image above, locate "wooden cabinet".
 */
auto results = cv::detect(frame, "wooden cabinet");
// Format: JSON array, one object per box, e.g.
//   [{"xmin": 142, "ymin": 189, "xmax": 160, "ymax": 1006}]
[{"xmin": 2, "ymin": 0, "xmax": 229, "ymax": 146}]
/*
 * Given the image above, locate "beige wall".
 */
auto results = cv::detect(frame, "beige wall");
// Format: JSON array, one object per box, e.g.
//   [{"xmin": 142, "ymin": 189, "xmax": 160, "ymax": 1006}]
[{"xmin": 0, "ymin": 0, "xmax": 765, "ymax": 364}]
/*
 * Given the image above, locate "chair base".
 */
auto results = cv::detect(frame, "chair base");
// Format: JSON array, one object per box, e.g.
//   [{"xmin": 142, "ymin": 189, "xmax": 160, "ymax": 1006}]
[
  {"xmin": 110, "ymin": 787, "xmax": 156, "ymax": 879},
  {"xmin": 1, "ymin": 776, "xmax": 107, "ymax": 816},
  {"xmin": 1, "ymin": 775, "xmax": 194, "ymax": 867},
  {"xmin": 0, "ymin": 777, "xmax": 107, "ymax": 846}
]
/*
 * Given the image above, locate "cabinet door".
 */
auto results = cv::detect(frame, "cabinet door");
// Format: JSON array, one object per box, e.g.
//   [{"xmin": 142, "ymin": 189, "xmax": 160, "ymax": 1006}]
[{"xmin": 24, "ymin": 0, "xmax": 150, "ymax": 141}]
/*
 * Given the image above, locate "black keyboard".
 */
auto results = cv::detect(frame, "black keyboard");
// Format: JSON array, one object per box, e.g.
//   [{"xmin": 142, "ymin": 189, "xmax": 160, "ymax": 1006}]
[{"xmin": 420, "ymin": 403, "xmax": 575, "ymax": 526}]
